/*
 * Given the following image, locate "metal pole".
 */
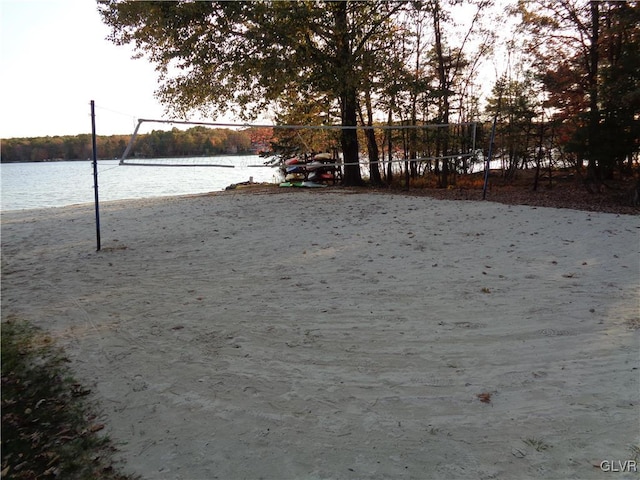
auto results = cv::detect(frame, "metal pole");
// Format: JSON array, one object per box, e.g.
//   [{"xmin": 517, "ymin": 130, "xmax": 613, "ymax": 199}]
[
  {"xmin": 471, "ymin": 122, "xmax": 477, "ymax": 156},
  {"xmin": 91, "ymin": 100, "xmax": 101, "ymax": 251},
  {"xmin": 483, "ymin": 83, "xmax": 503, "ymax": 200},
  {"xmin": 482, "ymin": 116, "xmax": 497, "ymax": 200},
  {"xmin": 119, "ymin": 118, "xmax": 143, "ymax": 163}
]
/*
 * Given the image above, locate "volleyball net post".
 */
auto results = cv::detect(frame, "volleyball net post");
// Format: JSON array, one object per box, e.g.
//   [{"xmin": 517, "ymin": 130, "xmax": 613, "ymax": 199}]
[{"xmin": 90, "ymin": 100, "xmax": 101, "ymax": 252}]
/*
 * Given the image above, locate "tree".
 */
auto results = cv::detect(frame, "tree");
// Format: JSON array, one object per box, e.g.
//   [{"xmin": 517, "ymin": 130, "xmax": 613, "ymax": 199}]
[
  {"xmin": 514, "ymin": 0, "xmax": 640, "ymax": 185},
  {"xmin": 485, "ymin": 74, "xmax": 539, "ymax": 178},
  {"xmin": 597, "ymin": 1, "xmax": 640, "ymax": 176},
  {"xmin": 420, "ymin": 0, "xmax": 494, "ymax": 186},
  {"xmin": 99, "ymin": 0, "xmax": 405, "ymax": 186}
]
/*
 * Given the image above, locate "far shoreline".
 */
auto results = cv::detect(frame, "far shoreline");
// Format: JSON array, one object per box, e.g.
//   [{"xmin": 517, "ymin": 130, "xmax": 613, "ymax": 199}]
[{"xmin": 0, "ymin": 151, "xmax": 266, "ymax": 165}]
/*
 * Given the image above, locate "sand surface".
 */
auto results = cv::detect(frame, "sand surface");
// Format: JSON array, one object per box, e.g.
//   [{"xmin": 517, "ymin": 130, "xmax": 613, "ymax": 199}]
[{"xmin": 2, "ymin": 190, "xmax": 639, "ymax": 479}]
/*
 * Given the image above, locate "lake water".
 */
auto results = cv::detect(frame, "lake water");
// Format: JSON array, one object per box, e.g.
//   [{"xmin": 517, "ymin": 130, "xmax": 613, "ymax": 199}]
[{"xmin": 0, "ymin": 156, "xmax": 281, "ymax": 211}]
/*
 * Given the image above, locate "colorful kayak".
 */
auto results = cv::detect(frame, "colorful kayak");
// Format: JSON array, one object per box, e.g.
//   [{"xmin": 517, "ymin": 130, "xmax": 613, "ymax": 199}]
[
  {"xmin": 300, "ymin": 181, "xmax": 327, "ymax": 188},
  {"xmin": 313, "ymin": 152, "xmax": 332, "ymax": 161},
  {"xmin": 285, "ymin": 173, "xmax": 305, "ymax": 181},
  {"xmin": 308, "ymin": 171, "xmax": 335, "ymax": 182},
  {"xmin": 306, "ymin": 161, "xmax": 323, "ymax": 171},
  {"xmin": 279, "ymin": 181, "xmax": 327, "ymax": 188}
]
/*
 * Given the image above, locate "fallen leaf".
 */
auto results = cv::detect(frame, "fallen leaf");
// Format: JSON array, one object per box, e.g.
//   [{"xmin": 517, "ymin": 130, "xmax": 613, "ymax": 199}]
[
  {"xmin": 89, "ymin": 423, "xmax": 105, "ymax": 433},
  {"xmin": 477, "ymin": 392, "xmax": 492, "ymax": 403}
]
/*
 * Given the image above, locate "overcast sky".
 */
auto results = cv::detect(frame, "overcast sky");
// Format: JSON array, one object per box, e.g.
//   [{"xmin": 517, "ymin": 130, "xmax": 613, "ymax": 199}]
[{"xmin": 0, "ymin": 0, "xmax": 175, "ymax": 138}]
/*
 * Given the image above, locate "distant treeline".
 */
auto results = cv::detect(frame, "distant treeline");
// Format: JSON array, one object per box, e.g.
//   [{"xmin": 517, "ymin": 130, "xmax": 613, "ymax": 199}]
[{"xmin": 0, "ymin": 126, "xmax": 273, "ymax": 163}]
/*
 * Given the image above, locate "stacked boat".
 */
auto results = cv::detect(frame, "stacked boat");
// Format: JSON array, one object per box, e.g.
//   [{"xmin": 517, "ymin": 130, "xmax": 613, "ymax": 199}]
[{"xmin": 279, "ymin": 153, "xmax": 338, "ymax": 188}]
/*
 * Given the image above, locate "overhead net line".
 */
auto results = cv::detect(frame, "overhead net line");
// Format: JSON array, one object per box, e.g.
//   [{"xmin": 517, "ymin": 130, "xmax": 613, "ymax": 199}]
[{"xmin": 119, "ymin": 118, "xmax": 477, "ymax": 168}]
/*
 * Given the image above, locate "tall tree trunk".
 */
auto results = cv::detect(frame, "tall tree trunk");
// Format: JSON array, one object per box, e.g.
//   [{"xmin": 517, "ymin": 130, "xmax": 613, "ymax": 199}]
[
  {"xmin": 409, "ymin": 37, "xmax": 418, "ymax": 179},
  {"xmin": 533, "ymin": 114, "xmax": 545, "ymax": 191},
  {"xmin": 340, "ymin": 89, "xmax": 362, "ymax": 186},
  {"xmin": 386, "ymin": 105, "xmax": 394, "ymax": 184},
  {"xmin": 360, "ymin": 87, "xmax": 383, "ymax": 186},
  {"xmin": 586, "ymin": 0, "xmax": 601, "ymax": 185},
  {"xmin": 432, "ymin": 0, "xmax": 450, "ymax": 187},
  {"xmin": 334, "ymin": 2, "xmax": 363, "ymax": 186},
  {"xmin": 408, "ymin": 8, "xmax": 428, "ymax": 180},
  {"xmin": 409, "ymin": 101, "xmax": 418, "ymax": 179}
]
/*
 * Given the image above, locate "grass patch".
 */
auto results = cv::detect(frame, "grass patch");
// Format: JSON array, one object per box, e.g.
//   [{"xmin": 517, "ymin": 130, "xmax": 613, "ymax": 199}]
[
  {"xmin": 523, "ymin": 437, "xmax": 552, "ymax": 452},
  {"xmin": 1, "ymin": 317, "xmax": 136, "ymax": 479}
]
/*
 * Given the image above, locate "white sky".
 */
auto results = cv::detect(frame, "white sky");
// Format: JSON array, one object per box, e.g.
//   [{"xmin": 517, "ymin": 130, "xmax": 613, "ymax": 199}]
[
  {"xmin": 0, "ymin": 0, "xmax": 176, "ymax": 138},
  {"xmin": 0, "ymin": 0, "xmax": 510, "ymax": 139}
]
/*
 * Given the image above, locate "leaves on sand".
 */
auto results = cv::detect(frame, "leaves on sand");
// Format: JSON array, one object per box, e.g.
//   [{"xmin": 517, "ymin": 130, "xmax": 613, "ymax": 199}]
[
  {"xmin": 476, "ymin": 392, "xmax": 492, "ymax": 404},
  {"xmin": 1, "ymin": 318, "xmax": 135, "ymax": 480}
]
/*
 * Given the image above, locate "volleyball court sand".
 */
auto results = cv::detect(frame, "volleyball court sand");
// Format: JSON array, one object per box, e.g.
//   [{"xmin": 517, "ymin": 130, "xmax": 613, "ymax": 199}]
[{"xmin": 1, "ymin": 190, "xmax": 638, "ymax": 479}]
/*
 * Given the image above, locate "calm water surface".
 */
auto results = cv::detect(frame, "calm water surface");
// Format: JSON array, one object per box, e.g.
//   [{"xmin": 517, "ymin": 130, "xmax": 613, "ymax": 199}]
[{"xmin": 1, "ymin": 156, "xmax": 280, "ymax": 211}]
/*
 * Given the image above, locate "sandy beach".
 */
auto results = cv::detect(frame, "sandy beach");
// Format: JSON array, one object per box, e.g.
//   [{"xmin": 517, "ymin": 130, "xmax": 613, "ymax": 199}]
[{"xmin": 1, "ymin": 189, "xmax": 638, "ymax": 479}]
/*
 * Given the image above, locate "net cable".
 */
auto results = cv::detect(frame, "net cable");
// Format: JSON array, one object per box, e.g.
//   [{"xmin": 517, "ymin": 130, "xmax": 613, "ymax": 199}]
[{"xmin": 119, "ymin": 118, "xmax": 477, "ymax": 168}]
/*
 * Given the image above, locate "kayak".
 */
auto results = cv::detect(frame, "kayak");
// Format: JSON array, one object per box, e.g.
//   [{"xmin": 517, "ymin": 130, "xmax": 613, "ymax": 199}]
[
  {"xmin": 279, "ymin": 181, "xmax": 327, "ymax": 188},
  {"xmin": 300, "ymin": 181, "xmax": 327, "ymax": 188},
  {"xmin": 285, "ymin": 173, "xmax": 305, "ymax": 181},
  {"xmin": 306, "ymin": 161, "xmax": 324, "ymax": 171}
]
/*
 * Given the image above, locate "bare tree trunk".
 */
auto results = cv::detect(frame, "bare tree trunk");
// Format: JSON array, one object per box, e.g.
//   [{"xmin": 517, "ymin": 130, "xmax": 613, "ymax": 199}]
[
  {"xmin": 533, "ymin": 114, "xmax": 545, "ymax": 191},
  {"xmin": 386, "ymin": 106, "xmax": 394, "ymax": 184},
  {"xmin": 432, "ymin": 0, "xmax": 450, "ymax": 188},
  {"xmin": 586, "ymin": 0, "xmax": 601, "ymax": 186},
  {"xmin": 409, "ymin": 30, "xmax": 420, "ymax": 179},
  {"xmin": 362, "ymin": 87, "xmax": 382, "ymax": 185},
  {"xmin": 334, "ymin": 2, "xmax": 363, "ymax": 186}
]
